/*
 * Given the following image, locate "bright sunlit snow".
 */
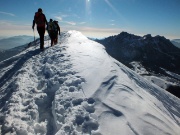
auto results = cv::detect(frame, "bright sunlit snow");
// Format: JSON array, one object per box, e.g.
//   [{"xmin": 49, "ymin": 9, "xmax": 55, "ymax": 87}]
[{"xmin": 0, "ymin": 31, "xmax": 179, "ymax": 135}]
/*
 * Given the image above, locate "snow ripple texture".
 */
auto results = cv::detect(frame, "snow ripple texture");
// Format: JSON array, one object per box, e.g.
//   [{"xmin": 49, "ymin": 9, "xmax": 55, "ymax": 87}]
[{"xmin": 0, "ymin": 31, "xmax": 180, "ymax": 135}]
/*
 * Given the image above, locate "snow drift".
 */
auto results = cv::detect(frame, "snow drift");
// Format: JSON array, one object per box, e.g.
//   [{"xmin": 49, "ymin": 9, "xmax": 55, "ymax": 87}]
[{"xmin": 0, "ymin": 31, "xmax": 179, "ymax": 135}]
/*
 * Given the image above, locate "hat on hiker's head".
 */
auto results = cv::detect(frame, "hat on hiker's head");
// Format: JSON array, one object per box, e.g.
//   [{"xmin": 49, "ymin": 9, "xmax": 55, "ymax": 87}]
[{"xmin": 38, "ymin": 8, "xmax": 42, "ymax": 12}]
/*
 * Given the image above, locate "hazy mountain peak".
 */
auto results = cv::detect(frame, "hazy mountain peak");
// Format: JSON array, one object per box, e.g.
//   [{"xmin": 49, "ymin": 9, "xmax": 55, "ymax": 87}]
[{"xmin": 143, "ymin": 34, "xmax": 152, "ymax": 39}]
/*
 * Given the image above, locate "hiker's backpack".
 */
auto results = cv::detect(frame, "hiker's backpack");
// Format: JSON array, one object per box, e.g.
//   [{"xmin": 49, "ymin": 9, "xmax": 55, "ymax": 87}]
[
  {"xmin": 34, "ymin": 12, "xmax": 45, "ymax": 27},
  {"xmin": 48, "ymin": 22, "xmax": 55, "ymax": 31},
  {"xmin": 53, "ymin": 23, "xmax": 58, "ymax": 32}
]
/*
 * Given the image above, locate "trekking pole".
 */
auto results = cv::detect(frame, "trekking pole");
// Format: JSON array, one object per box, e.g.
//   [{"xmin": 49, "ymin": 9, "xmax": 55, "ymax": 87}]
[
  {"xmin": 47, "ymin": 31, "xmax": 49, "ymax": 47},
  {"xmin": 33, "ymin": 29, "xmax": 36, "ymax": 43},
  {"xmin": 48, "ymin": 36, "xmax": 49, "ymax": 47},
  {"xmin": 33, "ymin": 29, "xmax": 38, "ymax": 49},
  {"xmin": 49, "ymin": 35, "xmax": 50, "ymax": 47}
]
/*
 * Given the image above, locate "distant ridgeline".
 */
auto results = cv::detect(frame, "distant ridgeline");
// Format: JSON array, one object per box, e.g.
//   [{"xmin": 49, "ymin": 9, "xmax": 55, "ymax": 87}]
[
  {"xmin": 95, "ymin": 32, "xmax": 180, "ymax": 98},
  {"xmin": 0, "ymin": 36, "xmax": 47, "ymax": 62},
  {"xmin": 0, "ymin": 35, "xmax": 33, "ymax": 50},
  {"xmin": 95, "ymin": 32, "xmax": 180, "ymax": 74},
  {"xmin": 171, "ymin": 39, "xmax": 180, "ymax": 48}
]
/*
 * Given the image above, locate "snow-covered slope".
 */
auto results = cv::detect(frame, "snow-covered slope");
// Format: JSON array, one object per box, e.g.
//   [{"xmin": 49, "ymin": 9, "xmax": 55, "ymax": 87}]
[
  {"xmin": 95, "ymin": 32, "xmax": 180, "ymax": 98},
  {"xmin": 0, "ymin": 31, "xmax": 179, "ymax": 135}
]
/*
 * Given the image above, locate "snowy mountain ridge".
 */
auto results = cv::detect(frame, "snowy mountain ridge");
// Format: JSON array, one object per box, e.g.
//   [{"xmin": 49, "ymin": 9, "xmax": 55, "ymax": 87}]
[
  {"xmin": 95, "ymin": 32, "xmax": 180, "ymax": 98},
  {"xmin": 0, "ymin": 31, "xmax": 179, "ymax": 135},
  {"xmin": 95, "ymin": 32, "xmax": 180, "ymax": 72}
]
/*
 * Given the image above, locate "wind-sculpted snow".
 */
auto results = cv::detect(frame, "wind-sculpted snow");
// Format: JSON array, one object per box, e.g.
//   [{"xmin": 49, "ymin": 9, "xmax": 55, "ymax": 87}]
[{"xmin": 0, "ymin": 31, "xmax": 179, "ymax": 135}]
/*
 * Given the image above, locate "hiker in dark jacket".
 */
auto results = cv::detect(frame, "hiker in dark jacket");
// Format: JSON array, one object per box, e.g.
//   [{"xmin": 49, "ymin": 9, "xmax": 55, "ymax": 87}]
[
  {"xmin": 53, "ymin": 20, "xmax": 60, "ymax": 44},
  {"xmin": 32, "ymin": 8, "xmax": 48, "ymax": 50}
]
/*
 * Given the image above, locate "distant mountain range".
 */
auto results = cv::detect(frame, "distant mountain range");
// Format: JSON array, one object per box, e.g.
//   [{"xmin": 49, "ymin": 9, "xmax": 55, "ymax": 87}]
[
  {"xmin": 171, "ymin": 39, "xmax": 180, "ymax": 48},
  {"xmin": 0, "ymin": 44, "xmax": 27, "ymax": 62},
  {"xmin": 0, "ymin": 35, "xmax": 36, "ymax": 62},
  {"xmin": 95, "ymin": 32, "xmax": 180, "ymax": 98},
  {"xmin": 0, "ymin": 37, "xmax": 6, "ymax": 40},
  {"xmin": 172, "ymin": 39, "xmax": 180, "ymax": 43},
  {"xmin": 0, "ymin": 36, "xmax": 49, "ymax": 62},
  {"xmin": 0, "ymin": 35, "xmax": 33, "ymax": 50}
]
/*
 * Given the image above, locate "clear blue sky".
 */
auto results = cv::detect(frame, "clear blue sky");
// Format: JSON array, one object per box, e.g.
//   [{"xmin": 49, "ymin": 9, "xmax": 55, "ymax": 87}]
[{"xmin": 0, "ymin": 0, "xmax": 180, "ymax": 39}]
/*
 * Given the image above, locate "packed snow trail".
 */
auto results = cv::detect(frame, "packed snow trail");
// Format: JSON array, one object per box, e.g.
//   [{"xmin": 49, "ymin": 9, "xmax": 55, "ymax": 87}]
[{"xmin": 0, "ymin": 31, "xmax": 179, "ymax": 135}]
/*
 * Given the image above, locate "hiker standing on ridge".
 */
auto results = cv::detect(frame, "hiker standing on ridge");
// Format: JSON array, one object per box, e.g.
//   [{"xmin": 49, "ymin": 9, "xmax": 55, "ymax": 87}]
[
  {"xmin": 47, "ymin": 19, "xmax": 56, "ymax": 46},
  {"xmin": 53, "ymin": 20, "xmax": 60, "ymax": 44},
  {"xmin": 32, "ymin": 8, "xmax": 48, "ymax": 50}
]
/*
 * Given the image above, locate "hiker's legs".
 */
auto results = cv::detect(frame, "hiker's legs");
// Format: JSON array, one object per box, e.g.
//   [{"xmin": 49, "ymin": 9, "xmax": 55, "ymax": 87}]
[
  {"xmin": 49, "ymin": 31, "xmax": 54, "ymax": 46},
  {"xmin": 49, "ymin": 33, "xmax": 52, "ymax": 46},
  {"xmin": 37, "ymin": 27, "xmax": 45, "ymax": 49},
  {"xmin": 54, "ymin": 32, "xmax": 58, "ymax": 44},
  {"xmin": 56, "ymin": 34, "xmax": 58, "ymax": 43},
  {"xmin": 51, "ymin": 38, "xmax": 54, "ymax": 46},
  {"xmin": 52, "ymin": 32, "xmax": 56, "ymax": 46}
]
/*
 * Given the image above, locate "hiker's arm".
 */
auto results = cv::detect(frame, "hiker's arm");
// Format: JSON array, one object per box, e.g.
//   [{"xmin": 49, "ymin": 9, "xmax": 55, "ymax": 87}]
[
  {"xmin": 58, "ymin": 25, "xmax": 60, "ymax": 35},
  {"xmin": 44, "ymin": 15, "xmax": 48, "ymax": 30},
  {"xmin": 59, "ymin": 27, "xmax": 60, "ymax": 35},
  {"xmin": 44, "ymin": 15, "xmax": 48, "ymax": 26}
]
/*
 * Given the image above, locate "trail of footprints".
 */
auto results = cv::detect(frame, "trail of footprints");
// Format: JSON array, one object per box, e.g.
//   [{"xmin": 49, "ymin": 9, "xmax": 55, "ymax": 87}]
[
  {"xmin": 1, "ymin": 35, "xmax": 100, "ymax": 134},
  {"xmin": 0, "ymin": 36, "xmax": 100, "ymax": 134},
  {"xmin": 54, "ymin": 87, "xmax": 100, "ymax": 134},
  {"xmin": 35, "ymin": 44, "xmax": 100, "ymax": 134}
]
